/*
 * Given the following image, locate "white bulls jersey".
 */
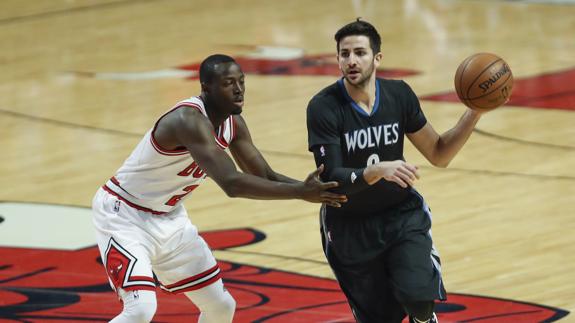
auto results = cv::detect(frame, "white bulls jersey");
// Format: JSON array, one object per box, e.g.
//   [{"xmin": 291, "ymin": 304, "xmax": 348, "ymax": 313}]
[{"xmin": 103, "ymin": 96, "xmax": 236, "ymax": 214}]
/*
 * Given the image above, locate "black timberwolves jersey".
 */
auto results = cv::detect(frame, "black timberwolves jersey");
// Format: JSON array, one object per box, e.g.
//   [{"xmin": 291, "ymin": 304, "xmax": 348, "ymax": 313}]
[{"xmin": 307, "ymin": 78, "xmax": 427, "ymax": 216}]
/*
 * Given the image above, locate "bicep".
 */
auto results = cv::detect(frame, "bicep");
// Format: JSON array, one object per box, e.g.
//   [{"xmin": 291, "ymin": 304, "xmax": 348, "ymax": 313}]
[
  {"xmin": 174, "ymin": 110, "xmax": 239, "ymax": 184},
  {"xmin": 227, "ymin": 115, "xmax": 272, "ymax": 177},
  {"xmin": 306, "ymin": 98, "xmax": 341, "ymax": 150}
]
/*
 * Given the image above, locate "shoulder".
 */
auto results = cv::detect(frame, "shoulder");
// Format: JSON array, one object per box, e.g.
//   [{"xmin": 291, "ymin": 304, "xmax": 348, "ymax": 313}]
[
  {"xmin": 153, "ymin": 99, "xmax": 211, "ymax": 149},
  {"xmin": 159, "ymin": 97, "xmax": 206, "ymax": 125},
  {"xmin": 378, "ymin": 78, "xmax": 413, "ymax": 94},
  {"xmin": 173, "ymin": 96, "xmax": 206, "ymax": 111},
  {"xmin": 378, "ymin": 78, "xmax": 419, "ymax": 107},
  {"xmin": 174, "ymin": 105, "xmax": 206, "ymax": 122},
  {"xmin": 158, "ymin": 105, "xmax": 211, "ymax": 137},
  {"xmin": 307, "ymin": 81, "xmax": 343, "ymax": 112}
]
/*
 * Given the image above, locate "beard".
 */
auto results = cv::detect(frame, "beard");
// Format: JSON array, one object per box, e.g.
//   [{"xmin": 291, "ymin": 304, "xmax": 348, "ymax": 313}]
[{"xmin": 344, "ymin": 62, "xmax": 376, "ymax": 88}]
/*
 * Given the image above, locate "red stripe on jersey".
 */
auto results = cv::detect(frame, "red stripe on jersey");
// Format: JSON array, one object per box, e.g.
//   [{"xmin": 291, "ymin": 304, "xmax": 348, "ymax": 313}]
[
  {"xmin": 214, "ymin": 117, "xmax": 232, "ymax": 149},
  {"xmin": 216, "ymin": 122, "xmax": 223, "ymax": 137},
  {"xmin": 150, "ymin": 135, "xmax": 188, "ymax": 156},
  {"xmin": 214, "ymin": 135, "xmax": 228, "ymax": 149},
  {"xmin": 131, "ymin": 276, "xmax": 156, "ymax": 283},
  {"xmin": 163, "ymin": 264, "xmax": 220, "ymax": 289},
  {"xmin": 123, "ymin": 276, "xmax": 157, "ymax": 291},
  {"xmin": 122, "ymin": 284, "xmax": 157, "ymax": 292},
  {"xmin": 169, "ymin": 273, "xmax": 221, "ymax": 293},
  {"xmin": 230, "ymin": 116, "xmax": 236, "ymax": 142},
  {"xmin": 102, "ymin": 185, "xmax": 167, "ymax": 215},
  {"xmin": 150, "ymin": 103, "xmax": 204, "ymax": 155}
]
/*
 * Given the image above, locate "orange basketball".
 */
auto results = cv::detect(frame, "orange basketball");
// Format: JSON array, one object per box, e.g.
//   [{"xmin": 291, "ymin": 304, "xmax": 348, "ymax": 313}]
[{"xmin": 454, "ymin": 53, "xmax": 514, "ymax": 111}]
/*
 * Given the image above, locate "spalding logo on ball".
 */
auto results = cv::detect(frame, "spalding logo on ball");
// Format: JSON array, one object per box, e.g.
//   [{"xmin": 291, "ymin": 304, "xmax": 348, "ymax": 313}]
[{"xmin": 455, "ymin": 53, "xmax": 514, "ymax": 111}]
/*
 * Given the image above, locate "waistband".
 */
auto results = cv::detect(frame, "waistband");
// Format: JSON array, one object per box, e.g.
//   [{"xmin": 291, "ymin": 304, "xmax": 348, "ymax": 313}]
[{"xmin": 103, "ymin": 177, "xmax": 168, "ymax": 215}]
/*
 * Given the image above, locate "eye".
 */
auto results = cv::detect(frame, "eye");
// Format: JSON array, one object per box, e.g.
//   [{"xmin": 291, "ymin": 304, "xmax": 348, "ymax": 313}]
[{"xmin": 340, "ymin": 51, "xmax": 350, "ymax": 58}]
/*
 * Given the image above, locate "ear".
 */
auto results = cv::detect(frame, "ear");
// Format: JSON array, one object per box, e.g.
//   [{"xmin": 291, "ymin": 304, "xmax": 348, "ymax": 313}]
[
  {"xmin": 374, "ymin": 51, "xmax": 383, "ymax": 66},
  {"xmin": 200, "ymin": 82, "xmax": 210, "ymax": 94}
]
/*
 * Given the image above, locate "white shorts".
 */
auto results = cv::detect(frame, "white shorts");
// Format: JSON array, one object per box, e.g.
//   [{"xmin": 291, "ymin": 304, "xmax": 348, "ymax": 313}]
[{"xmin": 92, "ymin": 188, "xmax": 220, "ymax": 294}]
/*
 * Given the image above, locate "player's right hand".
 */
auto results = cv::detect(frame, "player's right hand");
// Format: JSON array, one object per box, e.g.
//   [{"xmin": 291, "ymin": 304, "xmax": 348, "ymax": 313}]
[
  {"xmin": 378, "ymin": 160, "xmax": 420, "ymax": 188},
  {"xmin": 301, "ymin": 164, "xmax": 348, "ymax": 207}
]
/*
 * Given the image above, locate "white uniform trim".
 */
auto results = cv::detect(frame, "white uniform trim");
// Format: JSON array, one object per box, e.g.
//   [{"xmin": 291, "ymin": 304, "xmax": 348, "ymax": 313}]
[{"xmin": 103, "ymin": 96, "xmax": 235, "ymax": 214}]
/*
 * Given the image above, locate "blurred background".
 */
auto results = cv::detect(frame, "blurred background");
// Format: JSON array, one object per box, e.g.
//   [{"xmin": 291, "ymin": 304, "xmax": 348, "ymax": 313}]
[{"xmin": 0, "ymin": 0, "xmax": 574, "ymax": 322}]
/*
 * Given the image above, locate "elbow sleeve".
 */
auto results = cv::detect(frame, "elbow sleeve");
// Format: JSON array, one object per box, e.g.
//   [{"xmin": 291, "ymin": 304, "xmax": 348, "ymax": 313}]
[{"xmin": 311, "ymin": 144, "xmax": 370, "ymax": 194}]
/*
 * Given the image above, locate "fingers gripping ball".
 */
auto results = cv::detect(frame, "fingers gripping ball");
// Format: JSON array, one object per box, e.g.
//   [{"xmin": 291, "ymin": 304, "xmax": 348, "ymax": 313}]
[{"xmin": 454, "ymin": 53, "xmax": 514, "ymax": 112}]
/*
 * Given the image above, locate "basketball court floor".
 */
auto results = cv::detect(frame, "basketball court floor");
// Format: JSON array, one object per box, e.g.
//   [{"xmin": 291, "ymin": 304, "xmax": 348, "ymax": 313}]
[{"xmin": 0, "ymin": 0, "xmax": 574, "ymax": 322}]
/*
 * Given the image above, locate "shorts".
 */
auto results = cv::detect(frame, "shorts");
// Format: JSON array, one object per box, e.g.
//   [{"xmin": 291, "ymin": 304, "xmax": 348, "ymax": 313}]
[
  {"xmin": 92, "ymin": 188, "xmax": 220, "ymax": 294},
  {"xmin": 320, "ymin": 192, "xmax": 446, "ymax": 323}
]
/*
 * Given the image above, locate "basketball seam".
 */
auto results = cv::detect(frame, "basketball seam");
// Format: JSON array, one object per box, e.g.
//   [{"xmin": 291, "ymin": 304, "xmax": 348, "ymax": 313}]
[
  {"xmin": 466, "ymin": 74, "xmax": 512, "ymax": 109},
  {"xmin": 464, "ymin": 57, "xmax": 502, "ymax": 100},
  {"xmin": 466, "ymin": 72, "xmax": 512, "ymax": 102},
  {"xmin": 457, "ymin": 54, "xmax": 478, "ymax": 100}
]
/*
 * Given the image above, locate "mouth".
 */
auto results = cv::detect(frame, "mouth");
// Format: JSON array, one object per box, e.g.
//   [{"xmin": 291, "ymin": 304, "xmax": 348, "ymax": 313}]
[
  {"xmin": 346, "ymin": 70, "xmax": 360, "ymax": 79},
  {"xmin": 233, "ymin": 97, "xmax": 244, "ymax": 106}
]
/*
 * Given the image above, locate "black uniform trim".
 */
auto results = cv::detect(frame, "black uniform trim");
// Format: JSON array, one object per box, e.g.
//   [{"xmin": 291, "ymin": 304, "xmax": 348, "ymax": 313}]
[
  {"xmin": 337, "ymin": 78, "xmax": 381, "ymax": 117},
  {"xmin": 307, "ymin": 78, "xmax": 428, "ymax": 216},
  {"xmin": 308, "ymin": 77, "xmax": 445, "ymax": 323},
  {"xmin": 311, "ymin": 144, "xmax": 370, "ymax": 195}
]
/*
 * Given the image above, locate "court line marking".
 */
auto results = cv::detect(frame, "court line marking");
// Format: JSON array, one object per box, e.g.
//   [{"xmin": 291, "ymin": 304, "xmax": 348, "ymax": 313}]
[
  {"xmin": 1, "ymin": 108, "xmax": 573, "ymax": 181},
  {"xmin": 0, "ymin": 0, "xmax": 160, "ymax": 25}
]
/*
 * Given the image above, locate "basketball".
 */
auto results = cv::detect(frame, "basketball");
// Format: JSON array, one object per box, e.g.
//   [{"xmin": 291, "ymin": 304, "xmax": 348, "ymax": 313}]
[{"xmin": 454, "ymin": 53, "xmax": 514, "ymax": 111}]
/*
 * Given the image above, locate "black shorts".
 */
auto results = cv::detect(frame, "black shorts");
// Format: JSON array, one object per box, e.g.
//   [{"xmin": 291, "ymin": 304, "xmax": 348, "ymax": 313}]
[{"xmin": 320, "ymin": 192, "xmax": 446, "ymax": 323}]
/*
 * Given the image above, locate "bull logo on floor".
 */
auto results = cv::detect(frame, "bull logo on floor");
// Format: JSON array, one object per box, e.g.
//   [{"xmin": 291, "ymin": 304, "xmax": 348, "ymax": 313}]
[{"xmin": 0, "ymin": 203, "xmax": 569, "ymax": 322}]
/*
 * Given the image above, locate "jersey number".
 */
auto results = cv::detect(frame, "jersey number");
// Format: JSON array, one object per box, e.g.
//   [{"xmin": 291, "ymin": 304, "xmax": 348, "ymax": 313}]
[
  {"xmin": 165, "ymin": 162, "xmax": 205, "ymax": 206},
  {"xmin": 165, "ymin": 185, "xmax": 198, "ymax": 206},
  {"xmin": 367, "ymin": 154, "xmax": 380, "ymax": 165}
]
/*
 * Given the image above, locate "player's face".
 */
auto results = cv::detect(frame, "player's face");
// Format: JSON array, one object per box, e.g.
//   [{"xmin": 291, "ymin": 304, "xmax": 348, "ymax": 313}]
[
  {"xmin": 209, "ymin": 62, "xmax": 245, "ymax": 115},
  {"xmin": 337, "ymin": 35, "xmax": 381, "ymax": 87}
]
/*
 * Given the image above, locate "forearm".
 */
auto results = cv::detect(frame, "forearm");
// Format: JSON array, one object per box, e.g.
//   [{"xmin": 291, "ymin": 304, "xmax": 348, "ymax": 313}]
[
  {"xmin": 268, "ymin": 171, "xmax": 299, "ymax": 184},
  {"xmin": 236, "ymin": 162, "xmax": 300, "ymax": 184},
  {"xmin": 312, "ymin": 145, "xmax": 370, "ymax": 194},
  {"xmin": 220, "ymin": 172, "xmax": 303, "ymax": 199},
  {"xmin": 323, "ymin": 161, "xmax": 418, "ymax": 192},
  {"xmin": 434, "ymin": 109, "xmax": 481, "ymax": 167},
  {"xmin": 323, "ymin": 166, "xmax": 371, "ymax": 194},
  {"xmin": 228, "ymin": 140, "xmax": 299, "ymax": 184}
]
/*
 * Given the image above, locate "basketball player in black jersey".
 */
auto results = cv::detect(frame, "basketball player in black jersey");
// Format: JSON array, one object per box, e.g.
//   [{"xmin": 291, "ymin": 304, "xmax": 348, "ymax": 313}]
[{"xmin": 307, "ymin": 19, "xmax": 484, "ymax": 323}]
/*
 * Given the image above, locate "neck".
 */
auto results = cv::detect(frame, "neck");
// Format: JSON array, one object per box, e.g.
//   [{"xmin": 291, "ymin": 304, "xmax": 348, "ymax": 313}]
[
  {"xmin": 200, "ymin": 93, "xmax": 228, "ymax": 129},
  {"xmin": 343, "ymin": 74, "xmax": 377, "ymax": 113}
]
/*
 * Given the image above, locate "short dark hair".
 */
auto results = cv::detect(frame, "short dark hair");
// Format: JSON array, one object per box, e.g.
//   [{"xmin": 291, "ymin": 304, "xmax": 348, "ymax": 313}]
[
  {"xmin": 199, "ymin": 54, "xmax": 236, "ymax": 84},
  {"xmin": 334, "ymin": 18, "xmax": 381, "ymax": 54}
]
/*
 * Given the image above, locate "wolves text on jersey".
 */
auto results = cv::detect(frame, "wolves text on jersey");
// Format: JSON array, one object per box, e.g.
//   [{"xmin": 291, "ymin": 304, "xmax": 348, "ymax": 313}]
[{"xmin": 344, "ymin": 123, "xmax": 399, "ymax": 153}]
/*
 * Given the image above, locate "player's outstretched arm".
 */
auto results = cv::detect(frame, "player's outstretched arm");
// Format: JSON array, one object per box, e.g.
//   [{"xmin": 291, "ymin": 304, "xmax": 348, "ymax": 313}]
[
  {"xmin": 229, "ymin": 115, "xmax": 298, "ymax": 184},
  {"xmin": 168, "ymin": 108, "xmax": 347, "ymax": 207},
  {"xmin": 406, "ymin": 109, "xmax": 482, "ymax": 168}
]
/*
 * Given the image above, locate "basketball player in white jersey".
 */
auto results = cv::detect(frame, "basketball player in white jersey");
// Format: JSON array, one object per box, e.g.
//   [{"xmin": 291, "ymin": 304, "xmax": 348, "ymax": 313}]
[{"xmin": 92, "ymin": 54, "xmax": 347, "ymax": 323}]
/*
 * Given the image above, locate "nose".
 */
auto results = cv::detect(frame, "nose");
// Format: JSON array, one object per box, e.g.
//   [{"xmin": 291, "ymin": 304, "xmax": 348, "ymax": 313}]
[
  {"xmin": 232, "ymin": 81, "xmax": 243, "ymax": 94},
  {"xmin": 347, "ymin": 53, "xmax": 358, "ymax": 67}
]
